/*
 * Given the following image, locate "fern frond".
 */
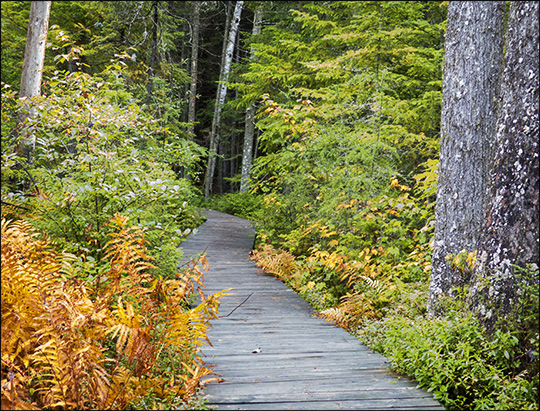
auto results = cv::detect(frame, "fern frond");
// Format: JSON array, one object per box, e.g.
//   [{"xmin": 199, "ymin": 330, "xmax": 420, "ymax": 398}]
[
  {"xmin": 250, "ymin": 244, "xmax": 301, "ymax": 287},
  {"xmin": 2, "ymin": 215, "xmax": 222, "ymax": 408},
  {"xmin": 320, "ymin": 307, "xmax": 349, "ymax": 327}
]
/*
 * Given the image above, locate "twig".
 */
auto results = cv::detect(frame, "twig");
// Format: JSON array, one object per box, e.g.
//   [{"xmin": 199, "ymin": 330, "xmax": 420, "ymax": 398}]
[
  {"xmin": 220, "ymin": 292, "xmax": 253, "ymax": 318},
  {"xmin": 1, "ymin": 200, "xmax": 29, "ymax": 211}
]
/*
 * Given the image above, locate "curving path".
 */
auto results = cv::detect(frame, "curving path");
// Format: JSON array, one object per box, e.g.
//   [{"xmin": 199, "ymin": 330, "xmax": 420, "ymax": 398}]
[{"xmin": 179, "ymin": 209, "xmax": 443, "ymax": 410}]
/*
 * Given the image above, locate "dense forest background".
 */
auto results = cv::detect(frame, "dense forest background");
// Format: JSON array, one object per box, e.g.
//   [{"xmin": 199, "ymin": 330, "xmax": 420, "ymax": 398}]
[{"xmin": 1, "ymin": 1, "xmax": 538, "ymax": 410}]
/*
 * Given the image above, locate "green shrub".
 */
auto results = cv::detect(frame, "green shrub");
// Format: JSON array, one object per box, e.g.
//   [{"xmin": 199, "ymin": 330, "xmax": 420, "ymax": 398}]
[
  {"xmin": 1, "ymin": 70, "xmax": 205, "ymax": 279},
  {"xmin": 359, "ymin": 312, "xmax": 538, "ymax": 410},
  {"xmin": 202, "ymin": 191, "xmax": 263, "ymax": 221}
]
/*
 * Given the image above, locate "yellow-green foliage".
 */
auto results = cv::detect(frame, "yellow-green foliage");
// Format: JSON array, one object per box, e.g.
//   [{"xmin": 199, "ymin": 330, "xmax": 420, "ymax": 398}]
[{"xmin": 1, "ymin": 215, "xmax": 223, "ymax": 410}]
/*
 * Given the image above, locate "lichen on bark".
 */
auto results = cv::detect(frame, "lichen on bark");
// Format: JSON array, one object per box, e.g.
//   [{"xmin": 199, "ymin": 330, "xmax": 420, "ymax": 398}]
[
  {"xmin": 468, "ymin": 1, "xmax": 539, "ymax": 329},
  {"xmin": 428, "ymin": 1, "xmax": 505, "ymax": 315}
]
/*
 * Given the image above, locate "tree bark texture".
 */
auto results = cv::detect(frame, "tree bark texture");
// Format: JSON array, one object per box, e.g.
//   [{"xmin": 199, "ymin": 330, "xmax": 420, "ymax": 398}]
[
  {"xmin": 468, "ymin": 1, "xmax": 539, "ymax": 327},
  {"xmin": 204, "ymin": 0, "xmax": 244, "ymax": 198},
  {"xmin": 187, "ymin": 1, "xmax": 200, "ymax": 136},
  {"xmin": 428, "ymin": 1, "xmax": 505, "ymax": 315},
  {"xmin": 240, "ymin": 4, "xmax": 263, "ymax": 193},
  {"xmin": 18, "ymin": 0, "xmax": 52, "ymax": 160},
  {"xmin": 20, "ymin": 1, "xmax": 51, "ymax": 99}
]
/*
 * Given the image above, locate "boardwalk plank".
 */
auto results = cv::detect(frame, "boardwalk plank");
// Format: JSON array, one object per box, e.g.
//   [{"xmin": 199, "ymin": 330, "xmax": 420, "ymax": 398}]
[
  {"xmin": 179, "ymin": 209, "xmax": 443, "ymax": 410},
  {"xmin": 213, "ymin": 398, "xmax": 441, "ymax": 410}
]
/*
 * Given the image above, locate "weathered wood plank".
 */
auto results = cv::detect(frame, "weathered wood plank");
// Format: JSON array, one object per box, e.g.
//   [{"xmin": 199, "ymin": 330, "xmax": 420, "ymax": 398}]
[
  {"xmin": 203, "ymin": 391, "xmax": 438, "ymax": 407},
  {"xmin": 209, "ymin": 398, "xmax": 442, "ymax": 410},
  {"xmin": 203, "ymin": 369, "xmax": 400, "ymax": 384},
  {"xmin": 206, "ymin": 375, "xmax": 421, "ymax": 392},
  {"xmin": 179, "ymin": 209, "xmax": 443, "ymax": 410}
]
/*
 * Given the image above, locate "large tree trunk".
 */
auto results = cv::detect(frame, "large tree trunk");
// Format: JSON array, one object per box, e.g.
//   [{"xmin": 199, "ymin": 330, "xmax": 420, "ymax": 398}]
[
  {"xmin": 145, "ymin": 1, "xmax": 159, "ymax": 106},
  {"xmin": 428, "ymin": 1, "xmax": 505, "ymax": 315},
  {"xmin": 468, "ymin": 1, "xmax": 539, "ymax": 329},
  {"xmin": 204, "ymin": 0, "xmax": 244, "ymax": 198},
  {"xmin": 187, "ymin": 0, "xmax": 200, "ymax": 136},
  {"xmin": 240, "ymin": 4, "xmax": 263, "ymax": 193},
  {"xmin": 18, "ymin": 0, "xmax": 52, "ymax": 161}
]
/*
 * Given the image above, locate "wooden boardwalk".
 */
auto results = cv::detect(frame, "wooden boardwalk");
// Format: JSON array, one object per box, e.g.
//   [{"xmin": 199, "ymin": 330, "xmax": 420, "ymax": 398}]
[{"xmin": 179, "ymin": 209, "xmax": 443, "ymax": 410}]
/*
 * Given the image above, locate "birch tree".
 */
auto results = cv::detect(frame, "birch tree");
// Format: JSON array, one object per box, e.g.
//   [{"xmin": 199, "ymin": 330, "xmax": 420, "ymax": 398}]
[
  {"xmin": 18, "ymin": 0, "xmax": 52, "ymax": 161},
  {"xmin": 203, "ymin": 0, "xmax": 244, "ymax": 198},
  {"xmin": 428, "ymin": 1, "xmax": 505, "ymax": 315},
  {"xmin": 468, "ymin": 1, "xmax": 539, "ymax": 329},
  {"xmin": 240, "ymin": 3, "xmax": 263, "ymax": 193}
]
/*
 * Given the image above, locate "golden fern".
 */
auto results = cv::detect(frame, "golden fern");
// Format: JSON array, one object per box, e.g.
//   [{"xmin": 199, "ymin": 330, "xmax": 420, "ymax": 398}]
[
  {"xmin": 321, "ymin": 252, "xmax": 389, "ymax": 330},
  {"xmin": 250, "ymin": 244, "xmax": 302, "ymax": 288},
  {"xmin": 2, "ymin": 215, "xmax": 224, "ymax": 409}
]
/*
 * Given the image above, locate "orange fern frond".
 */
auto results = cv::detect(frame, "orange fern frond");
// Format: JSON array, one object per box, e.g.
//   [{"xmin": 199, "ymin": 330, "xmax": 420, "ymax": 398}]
[
  {"xmin": 2, "ymin": 215, "xmax": 222, "ymax": 409},
  {"xmin": 250, "ymin": 244, "xmax": 301, "ymax": 288}
]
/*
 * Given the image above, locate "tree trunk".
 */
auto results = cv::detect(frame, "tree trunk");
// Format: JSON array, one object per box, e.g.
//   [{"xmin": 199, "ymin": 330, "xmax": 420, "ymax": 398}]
[
  {"xmin": 428, "ymin": 1, "xmax": 505, "ymax": 315},
  {"xmin": 468, "ymin": 1, "xmax": 539, "ymax": 329},
  {"xmin": 145, "ymin": 1, "xmax": 159, "ymax": 106},
  {"xmin": 218, "ymin": 142, "xmax": 224, "ymax": 194},
  {"xmin": 18, "ymin": 0, "xmax": 52, "ymax": 161},
  {"xmin": 187, "ymin": 0, "xmax": 200, "ymax": 136},
  {"xmin": 204, "ymin": 0, "xmax": 244, "ymax": 198},
  {"xmin": 240, "ymin": 4, "xmax": 263, "ymax": 193},
  {"xmin": 206, "ymin": 1, "xmax": 232, "ymax": 196},
  {"xmin": 230, "ymin": 28, "xmax": 242, "ymax": 190}
]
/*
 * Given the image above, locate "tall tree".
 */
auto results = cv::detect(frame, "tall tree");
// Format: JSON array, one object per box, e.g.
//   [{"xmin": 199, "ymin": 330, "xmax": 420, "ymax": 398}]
[
  {"xmin": 240, "ymin": 3, "xmax": 263, "ymax": 193},
  {"xmin": 187, "ymin": 0, "xmax": 201, "ymax": 136},
  {"xmin": 145, "ymin": 1, "xmax": 159, "ymax": 106},
  {"xmin": 204, "ymin": 0, "xmax": 244, "ymax": 198},
  {"xmin": 18, "ymin": 0, "xmax": 52, "ymax": 161},
  {"xmin": 468, "ymin": 1, "xmax": 539, "ymax": 328},
  {"xmin": 428, "ymin": 1, "xmax": 505, "ymax": 315}
]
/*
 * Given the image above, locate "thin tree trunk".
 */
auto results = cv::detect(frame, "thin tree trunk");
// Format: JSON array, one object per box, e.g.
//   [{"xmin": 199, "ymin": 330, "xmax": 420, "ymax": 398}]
[
  {"xmin": 230, "ymin": 29, "xmax": 242, "ymax": 189},
  {"xmin": 209, "ymin": 2, "xmax": 232, "ymax": 195},
  {"xmin": 240, "ymin": 3, "xmax": 263, "ymax": 193},
  {"xmin": 145, "ymin": 1, "xmax": 159, "ymax": 106},
  {"xmin": 469, "ymin": 1, "xmax": 539, "ymax": 329},
  {"xmin": 230, "ymin": 131, "xmax": 236, "ymax": 189},
  {"xmin": 18, "ymin": 0, "xmax": 51, "ymax": 161},
  {"xmin": 428, "ymin": 1, "xmax": 505, "ymax": 315},
  {"xmin": 218, "ymin": 142, "xmax": 224, "ymax": 194},
  {"xmin": 187, "ymin": 1, "xmax": 200, "ymax": 136},
  {"xmin": 253, "ymin": 128, "xmax": 259, "ymax": 160},
  {"xmin": 204, "ymin": 0, "xmax": 244, "ymax": 198}
]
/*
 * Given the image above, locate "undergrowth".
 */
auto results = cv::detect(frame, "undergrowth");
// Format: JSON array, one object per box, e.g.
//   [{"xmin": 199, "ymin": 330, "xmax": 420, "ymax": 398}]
[
  {"xmin": 1, "ymin": 215, "xmax": 224, "ymax": 410},
  {"xmin": 199, "ymin": 191, "xmax": 263, "ymax": 221},
  {"xmin": 359, "ymin": 311, "xmax": 538, "ymax": 410}
]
